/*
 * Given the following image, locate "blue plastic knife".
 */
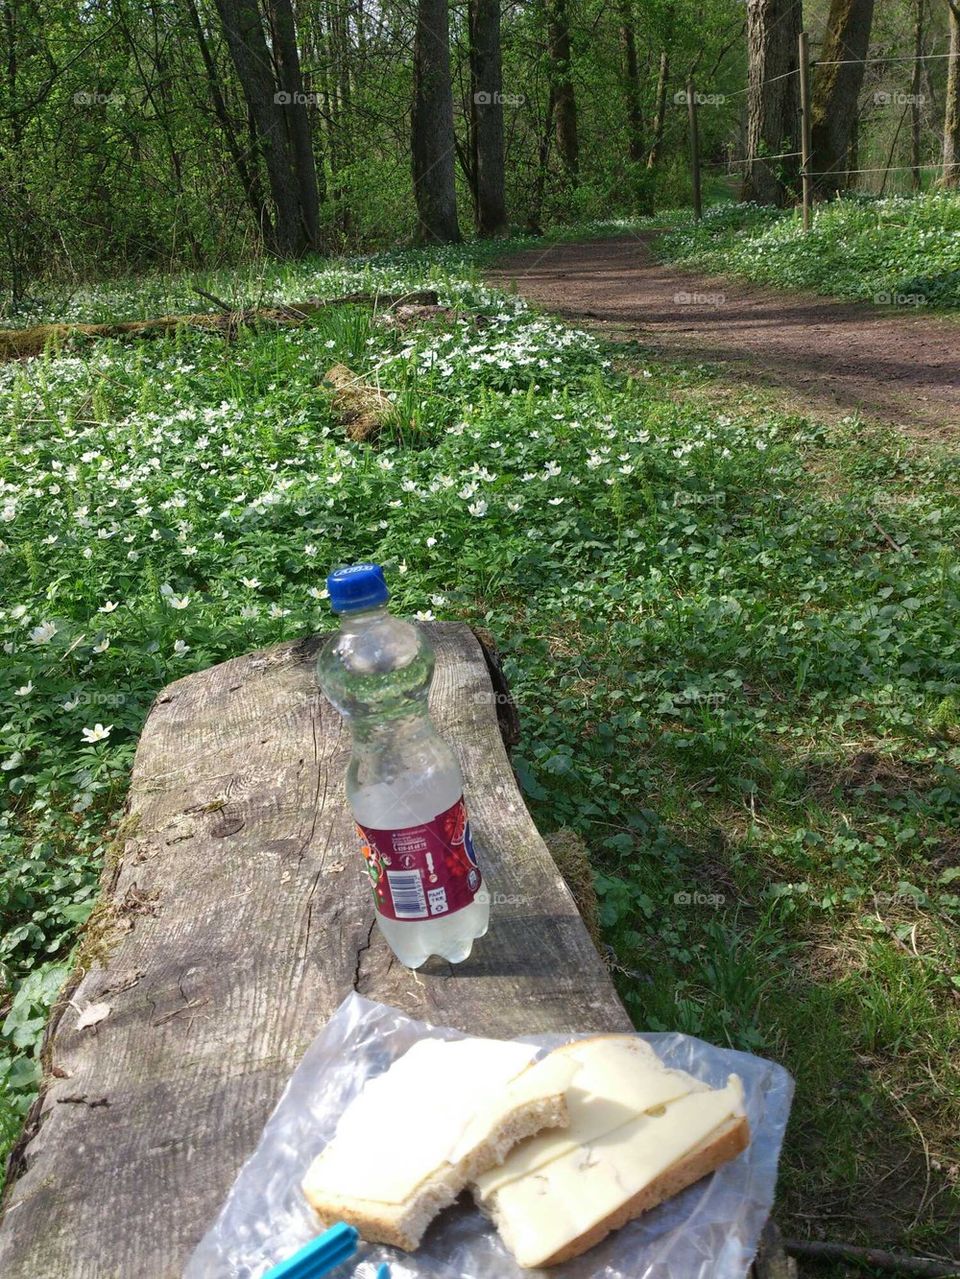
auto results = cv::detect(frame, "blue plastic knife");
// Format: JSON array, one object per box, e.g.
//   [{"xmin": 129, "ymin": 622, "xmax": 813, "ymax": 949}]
[{"xmin": 263, "ymin": 1223, "xmax": 359, "ymax": 1279}]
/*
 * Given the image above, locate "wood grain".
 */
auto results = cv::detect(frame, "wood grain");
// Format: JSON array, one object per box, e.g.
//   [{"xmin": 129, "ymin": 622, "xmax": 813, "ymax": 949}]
[{"xmin": 0, "ymin": 623, "xmax": 631, "ymax": 1278}]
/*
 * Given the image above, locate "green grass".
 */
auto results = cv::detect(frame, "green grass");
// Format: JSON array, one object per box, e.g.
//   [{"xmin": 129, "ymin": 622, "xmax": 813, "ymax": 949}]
[
  {"xmin": 657, "ymin": 191, "xmax": 960, "ymax": 310},
  {"xmin": 1, "ymin": 241, "xmax": 959, "ymax": 1260}
]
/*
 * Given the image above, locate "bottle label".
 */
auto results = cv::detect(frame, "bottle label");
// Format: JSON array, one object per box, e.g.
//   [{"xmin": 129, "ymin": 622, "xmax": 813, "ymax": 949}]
[{"xmin": 355, "ymin": 796, "xmax": 483, "ymax": 922}]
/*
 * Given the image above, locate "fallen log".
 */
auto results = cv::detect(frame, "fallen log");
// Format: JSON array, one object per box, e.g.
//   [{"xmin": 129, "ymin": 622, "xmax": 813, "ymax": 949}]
[{"xmin": 0, "ymin": 290, "xmax": 440, "ymax": 360}]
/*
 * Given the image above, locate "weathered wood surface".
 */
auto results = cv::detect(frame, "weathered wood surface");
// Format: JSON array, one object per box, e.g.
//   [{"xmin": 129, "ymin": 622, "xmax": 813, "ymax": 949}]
[{"xmin": 0, "ymin": 623, "xmax": 632, "ymax": 1278}]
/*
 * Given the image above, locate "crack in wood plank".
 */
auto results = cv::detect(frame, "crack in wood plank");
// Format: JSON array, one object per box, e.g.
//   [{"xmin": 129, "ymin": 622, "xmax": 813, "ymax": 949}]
[{"xmin": 352, "ymin": 919, "xmax": 377, "ymax": 993}]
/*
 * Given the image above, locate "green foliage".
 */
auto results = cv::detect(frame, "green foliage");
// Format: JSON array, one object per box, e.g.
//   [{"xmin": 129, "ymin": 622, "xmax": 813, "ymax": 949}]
[
  {"xmin": 0, "ymin": 0, "xmax": 753, "ymax": 299},
  {"xmin": 0, "ymin": 962, "xmax": 71, "ymax": 1153},
  {"xmin": 1, "ymin": 241, "xmax": 959, "ymax": 1245},
  {"xmin": 659, "ymin": 192, "xmax": 960, "ymax": 309}
]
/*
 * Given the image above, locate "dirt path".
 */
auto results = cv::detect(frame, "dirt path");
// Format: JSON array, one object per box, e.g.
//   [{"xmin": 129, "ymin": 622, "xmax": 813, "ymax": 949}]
[{"xmin": 487, "ymin": 234, "xmax": 960, "ymax": 436}]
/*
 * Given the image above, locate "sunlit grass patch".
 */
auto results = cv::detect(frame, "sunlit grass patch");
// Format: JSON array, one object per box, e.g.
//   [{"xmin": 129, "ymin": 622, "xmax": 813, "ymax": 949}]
[
  {"xmin": 657, "ymin": 192, "xmax": 960, "ymax": 311},
  {"xmin": 1, "ymin": 244, "xmax": 958, "ymax": 1257}
]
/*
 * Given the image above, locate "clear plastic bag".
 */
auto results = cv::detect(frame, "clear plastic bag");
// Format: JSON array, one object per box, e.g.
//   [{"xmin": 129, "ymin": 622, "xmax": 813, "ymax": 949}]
[{"xmin": 185, "ymin": 993, "xmax": 793, "ymax": 1279}]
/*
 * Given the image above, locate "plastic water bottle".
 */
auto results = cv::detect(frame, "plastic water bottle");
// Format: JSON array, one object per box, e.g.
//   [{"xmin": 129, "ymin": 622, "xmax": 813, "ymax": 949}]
[{"xmin": 317, "ymin": 563, "xmax": 490, "ymax": 968}]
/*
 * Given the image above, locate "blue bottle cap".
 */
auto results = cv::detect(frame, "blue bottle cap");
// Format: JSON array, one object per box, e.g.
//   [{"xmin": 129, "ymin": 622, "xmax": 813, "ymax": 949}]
[
  {"xmin": 262, "ymin": 1222, "xmax": 359, "ymax": 1279},
  {"xmin": 326, "ymin": 563, "xmax": 389, "ymax": 613}
]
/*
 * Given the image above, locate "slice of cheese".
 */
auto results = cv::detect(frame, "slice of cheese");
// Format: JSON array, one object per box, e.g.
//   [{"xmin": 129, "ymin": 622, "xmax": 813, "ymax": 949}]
[
  {"xmin": 489, "ymin": 1076, "xmax": 746, "ymax": 1268},
  {"xmin": 304, "ymin": 1037, "xmax": 544, "ymax": 1205},
  {"xmin": 474, "ymin": 1036, "xmax": 706, "ymax": 1198}
]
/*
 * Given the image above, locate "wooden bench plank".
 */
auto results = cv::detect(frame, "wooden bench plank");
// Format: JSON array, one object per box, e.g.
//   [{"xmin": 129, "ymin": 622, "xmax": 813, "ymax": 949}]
[{"xmin": 0, "ymin": 623, "xmax": 630, "ymax": 1278}]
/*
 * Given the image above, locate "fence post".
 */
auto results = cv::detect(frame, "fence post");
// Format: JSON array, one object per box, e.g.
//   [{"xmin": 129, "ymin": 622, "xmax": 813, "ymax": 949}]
[
  {"xmin": 798, "ymin": 30, "xmax": 812, "ymax": 232},
  {"xmin": 687, "ymin": 79, "xmax": 702, "ymax": 221}
]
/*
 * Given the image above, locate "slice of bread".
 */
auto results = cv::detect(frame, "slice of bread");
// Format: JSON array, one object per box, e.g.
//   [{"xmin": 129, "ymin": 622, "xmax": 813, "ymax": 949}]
[
  {"xmin": 471, "ymin": 1035, "xmax": 751, "ymax": 1268},
  {"xmin": 304, "ymin": 1089, "xmax": 569, "ymax": 1250},
  {"xmin": 486, "ymin": 1106, "xmax": 750, "ymax": 1267},
  {"xmin": 302, "ymin": 1038, "xmax": 574, "ymax": 1251}
]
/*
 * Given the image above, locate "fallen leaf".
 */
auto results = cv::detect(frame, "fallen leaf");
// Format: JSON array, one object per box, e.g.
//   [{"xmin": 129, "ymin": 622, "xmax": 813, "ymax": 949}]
[{"xmin": 76, "ymin": 1002, "xmax": 111, "ymax": 1030}]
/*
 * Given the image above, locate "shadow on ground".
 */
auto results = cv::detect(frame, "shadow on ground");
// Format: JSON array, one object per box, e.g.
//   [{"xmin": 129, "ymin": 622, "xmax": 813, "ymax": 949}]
[{"xmin": 487, "ymin": 235, "xmax": 960, "ymax": 438}]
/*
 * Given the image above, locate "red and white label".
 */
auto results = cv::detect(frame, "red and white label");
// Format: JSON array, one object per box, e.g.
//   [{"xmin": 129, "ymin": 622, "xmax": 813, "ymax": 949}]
[{"xmin": 355, "ymin": 797, "xmax": 483, "ymax": 921}]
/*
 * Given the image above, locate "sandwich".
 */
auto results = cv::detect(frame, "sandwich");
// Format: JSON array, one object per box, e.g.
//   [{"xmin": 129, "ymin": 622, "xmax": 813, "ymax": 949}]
[
  {"xmin": 302, "ymin": 1032, "xmax": 751, "ymax": 1267},
  {"xmin": 471, "ymin": 1034, "xmax": 750, "ymax": 1268},
  {"xmin": 302, "ymin": 1035, "xmax": 576, "ymax": 1250}
]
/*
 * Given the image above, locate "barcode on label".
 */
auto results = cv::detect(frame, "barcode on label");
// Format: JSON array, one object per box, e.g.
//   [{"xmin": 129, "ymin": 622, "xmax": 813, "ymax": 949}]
[{"xmin": 386, "ymin": 869, "xmax": 428, "ymax": 919}]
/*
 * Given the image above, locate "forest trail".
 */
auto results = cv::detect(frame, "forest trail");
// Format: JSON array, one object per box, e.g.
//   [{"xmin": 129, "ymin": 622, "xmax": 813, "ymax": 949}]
[{"xmin": 487, "ymin": 234, "xmax": 960, "ymax": 437}]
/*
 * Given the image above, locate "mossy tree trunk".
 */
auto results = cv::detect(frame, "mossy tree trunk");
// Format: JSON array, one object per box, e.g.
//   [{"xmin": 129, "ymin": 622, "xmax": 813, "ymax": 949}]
[
  {"xmin": 547, "ymin": 0, "xmax": 579, "ymax": 182},
  {"xmin": 810, "ymin": 0, "xmax": 875, "ymax": 197},
  {"xmin": 944, "ymin": 0, "xmax": 960, "ymax": 187},
  {"xmin": 470, "ymin": 0, "xmax": 509, "ymax": 237},
  {"xmin": 412, "ymin": 0, "xmax": 462, "ymax": 243},
  {"xmin": 740, "ymin": 0, "xmax": 803, "ymax": 206}
]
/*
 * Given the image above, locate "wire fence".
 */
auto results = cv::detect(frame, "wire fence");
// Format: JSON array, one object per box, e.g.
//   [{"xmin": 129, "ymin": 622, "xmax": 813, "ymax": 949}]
[{"xmin": 681, "ymin": 38, "xmax": 960, "ymax": 225}]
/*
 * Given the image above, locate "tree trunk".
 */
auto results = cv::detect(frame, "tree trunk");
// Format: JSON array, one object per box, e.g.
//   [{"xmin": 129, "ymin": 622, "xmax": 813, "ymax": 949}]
[
  {"xmin": 270, "ymin": 0, "xmax": 321, "ymax": 248},
  {"xmin": 619, "ymin": 0, "xmax": 643, "ymax": 164},
  {"xmin": 1, "ymin": 0, "xmax": 26, "ymax": 309},
  {"xmin": 183, "ymin": 0, "xmax": 269, "ymax": 236},
  {"xmin": 810, "ymin": 0, "xmax": 875, "ymax": 196},
  {"xmin": 411, "ymin": 0, "xmax": 461, "ymax": 243},
  {"xmin": 546, "ymin": 0, "xmax": 578, "ymax": 180},
  {"xmin": 323, "ymin": 0, "xmax": 352, "ymax": 230},
  {"xmin": 470, "ymin": 0, "xmax": 508, "ymax": 236},
  {"xmin": 911, "ymin": 0, "xmax": 924, "ymax": 189},
  {"xmin": 741, "ymin": 0, "xmax": 803, "ymax": 205},
  {"xmin": 943, "ymin": 0, "xmax": 960, "ymax": 187},
  {"xmin": 646, "ymin": 49, "xmax": 669, "ymax": 170},
  {"xmin": 212, "ymin": 0, "xmax": 313, "ymax": 255},
  {"xmin": 308, "ymin": 2, "xmax": 337, "ymax": 201},
  {"xmin": 878, "ymin": 99, "xmax": 910, "ymax": 196},
  {"xmin": 333, "ymin": 0, "xmax": 352, "ymax": 152},
  {"xmin": 529, "ymin": 91, "xmax": 556, "ymax": 230}
]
